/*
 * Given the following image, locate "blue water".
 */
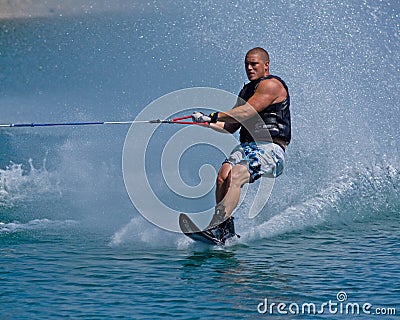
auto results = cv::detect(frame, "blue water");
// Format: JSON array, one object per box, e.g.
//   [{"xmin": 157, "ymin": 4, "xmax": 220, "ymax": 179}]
[
  {"xmin": 1, "ymin": 0, "xmax": 399, "ymax": 319},
  {"xmin": 1, "ymin": 219, "xmax": 399, "ymax": 319}
]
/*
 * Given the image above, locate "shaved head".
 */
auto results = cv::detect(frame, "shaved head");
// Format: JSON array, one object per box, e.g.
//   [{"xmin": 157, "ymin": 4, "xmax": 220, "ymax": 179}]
[
  {"xmin": 246, "ymin": 47, "xmax": 270, "ymax": 63},
  {"xmin": 244, "ymin": 47, "xmax": 270, "ymax": 80}
]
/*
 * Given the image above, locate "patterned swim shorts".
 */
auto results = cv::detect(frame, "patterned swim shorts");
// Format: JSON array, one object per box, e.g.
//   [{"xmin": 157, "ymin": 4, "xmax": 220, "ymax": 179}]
[{"xmin": 224, "ymin": 142, "xmax": 285, "ymax": 183}]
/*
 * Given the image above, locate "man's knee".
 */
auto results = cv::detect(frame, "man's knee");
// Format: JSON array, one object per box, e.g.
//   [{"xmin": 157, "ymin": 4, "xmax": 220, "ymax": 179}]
[
  {"xmin": 231, "ymin": 164, "xmax": 250, "ymax": 187},
  {"xmin": 217, "ymin": 163, "xmax": 232, "ymax": 186}
]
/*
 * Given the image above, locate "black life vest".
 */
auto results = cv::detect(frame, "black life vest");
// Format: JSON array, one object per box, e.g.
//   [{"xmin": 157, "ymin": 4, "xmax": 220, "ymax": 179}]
[{"xmin": 238, "ymin": 75, "xmax": 291, "ymax": 145}]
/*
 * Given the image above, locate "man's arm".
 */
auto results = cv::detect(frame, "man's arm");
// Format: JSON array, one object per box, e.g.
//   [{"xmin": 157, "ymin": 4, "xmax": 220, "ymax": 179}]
[
  {"xmin": 208, "ymin": 96, "xmax": 242, "ymax": 133},
  {"xmin": 216, "ymin": 79, "xmax": 285, "ymax": 123},
  {"xmin": 209, "ymin": 121, "xmax": 240, "ymax": 133}
]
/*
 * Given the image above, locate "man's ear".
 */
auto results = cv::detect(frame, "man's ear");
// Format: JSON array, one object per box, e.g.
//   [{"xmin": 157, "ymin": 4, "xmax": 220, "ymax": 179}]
[{"xmin": 264, "ymin": 61, "xmax": 270, "ymax": 72}]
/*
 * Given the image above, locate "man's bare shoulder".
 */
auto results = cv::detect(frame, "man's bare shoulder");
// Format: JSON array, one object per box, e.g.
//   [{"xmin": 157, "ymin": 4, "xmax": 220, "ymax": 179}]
[
  {"xmin": 256, "ymin": 77, "xmax": 287, "ymax": 101},
  {"xmin": 257, "ymin": 77, "xmax": 284, "ymax": 92}
]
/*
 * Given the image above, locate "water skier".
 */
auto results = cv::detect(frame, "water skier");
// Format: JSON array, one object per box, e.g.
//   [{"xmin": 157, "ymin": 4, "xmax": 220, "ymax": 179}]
[{"xmin": 191, "ymin": 47, "xmax": 291, "ymax": 242}]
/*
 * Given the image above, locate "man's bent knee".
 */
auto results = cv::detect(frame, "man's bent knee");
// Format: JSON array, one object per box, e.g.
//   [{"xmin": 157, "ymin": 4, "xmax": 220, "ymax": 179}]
[
  {"xmin": 217, "ymin": 162, "xmax": 232, "ymax": 186},
  {"xmin": 231, "ymin": 164, "xmax": 250, "ymax": 187}
]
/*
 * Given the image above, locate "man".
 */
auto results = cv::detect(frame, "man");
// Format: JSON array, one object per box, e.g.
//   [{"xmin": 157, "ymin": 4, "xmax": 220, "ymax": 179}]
[{"xmin": 192, "ymin": 47, "xmax": 291, "ymax": 242}]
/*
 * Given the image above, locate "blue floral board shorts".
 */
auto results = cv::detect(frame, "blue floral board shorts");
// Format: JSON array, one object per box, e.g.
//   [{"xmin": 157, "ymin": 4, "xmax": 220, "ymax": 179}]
[{"xmin": 224, "ymin": 142, "xmax": 285, "ymax": 183}]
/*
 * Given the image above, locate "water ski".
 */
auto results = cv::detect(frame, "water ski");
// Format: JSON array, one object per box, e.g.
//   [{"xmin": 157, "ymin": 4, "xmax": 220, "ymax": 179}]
[{"xmin": 179, "ymin": 213, "xmax": 239, "ymax": 245}]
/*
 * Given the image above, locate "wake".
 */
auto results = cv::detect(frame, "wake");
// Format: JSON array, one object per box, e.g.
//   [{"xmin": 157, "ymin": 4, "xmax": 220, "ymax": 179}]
[{"xmin": 243, "ymin": 161, "xmax": 399, "ymax": 241}]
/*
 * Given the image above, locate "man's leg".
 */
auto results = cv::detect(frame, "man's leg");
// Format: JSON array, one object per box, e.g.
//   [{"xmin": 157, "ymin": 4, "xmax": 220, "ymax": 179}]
[
  {"xmin": 219, "ymin": 164, "xmax": 250, "ymax": 218},
  {"xmin": 215, "ymin": 162, "xmax": 232, "ymax": 204},
  {"xmin": 208, "ymin": 164, "xmax": 250, "ymax": 229}
]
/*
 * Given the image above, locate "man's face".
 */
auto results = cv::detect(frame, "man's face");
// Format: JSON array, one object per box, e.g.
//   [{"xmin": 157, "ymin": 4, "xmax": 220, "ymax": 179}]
[{"xmin": 245, "ymin": 53, "xmax": 269, "ymax": 81}]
